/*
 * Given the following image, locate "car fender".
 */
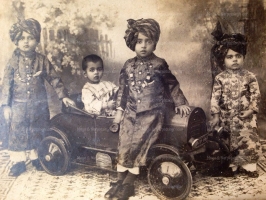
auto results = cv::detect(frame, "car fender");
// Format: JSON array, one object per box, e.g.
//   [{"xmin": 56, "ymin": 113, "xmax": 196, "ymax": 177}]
[
  {"xmin": 147, "ymin": 144, "xmax": 180, "ymax": 164},
  {"xmin": 49, "ymin": 126, "xmax": 72, "ymax": 156}
]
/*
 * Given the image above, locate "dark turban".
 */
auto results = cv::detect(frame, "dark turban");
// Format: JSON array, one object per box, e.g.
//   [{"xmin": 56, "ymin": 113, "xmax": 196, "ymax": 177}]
[
  {"xmin": 124, "ymin": 18, "xmax": 160, "ymax": 51},
  {"xmin": 211, "ymin": 21, "xmax": 247, "ymax": 67},
  {"xmin": 9, "ymin": 18, "xmax": 41, "ymax": 45},
  {"xmin": 210, "ymin": 21, "xmax": 247, "ymax": 80}
]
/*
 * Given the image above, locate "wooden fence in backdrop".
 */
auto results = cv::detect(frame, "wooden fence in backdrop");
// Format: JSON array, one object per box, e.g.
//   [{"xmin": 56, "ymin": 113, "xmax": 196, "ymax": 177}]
[{"xmin": 40, "ymin": 27, "xmax": 114, "ymax": 59}]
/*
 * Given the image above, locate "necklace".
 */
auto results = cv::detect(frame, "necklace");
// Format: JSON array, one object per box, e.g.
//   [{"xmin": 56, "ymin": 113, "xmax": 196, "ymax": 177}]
[
  {"xmin": 129, "ymin": 57, "xmax": 153, "ymax": 93},
  {"xmin": 15, "ymin": 54, "xmax": 35, "ymax": 83}
]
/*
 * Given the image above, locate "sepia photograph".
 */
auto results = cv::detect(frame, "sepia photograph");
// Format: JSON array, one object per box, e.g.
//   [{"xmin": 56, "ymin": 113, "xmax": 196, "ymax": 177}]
[{"xmin": 0, "ymin": 0, "xmax": 266, "ymax": 199}]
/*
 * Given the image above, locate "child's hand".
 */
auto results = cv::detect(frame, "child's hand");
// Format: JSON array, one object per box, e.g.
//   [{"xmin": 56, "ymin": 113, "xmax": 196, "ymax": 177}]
[
  {"xmin": 239, "ymin": 110, "xmax": 253, "ymax": 119},
  {"xmin": 107, "ymin": 100, "xmax": 116, "ymax": 110},
  {"xmin": 3, "ymin": 106, "xmax": 12, "ymax": 123},
  {"xmin": 113, "ymin": 109, "xmax": 123, "ymax": 124},
  {"xmin": 209, "ymin": 114, "xmax": 220, "ymax": 128},
  {"xmin": 62, "ymin": 98, "xmax": 76, "ymax": 107},
  {"xmin": 175, "ymin": 105, "xmax": 191, "ymax": 117}
]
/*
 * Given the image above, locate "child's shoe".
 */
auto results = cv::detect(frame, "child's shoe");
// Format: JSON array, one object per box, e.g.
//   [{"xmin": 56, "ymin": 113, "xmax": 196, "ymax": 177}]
[
  {"xmin": 220, "ymin": 167, "xmax": 238, "ymax": 177},
  {"xmin": 8, "ymin": 162, "xmax": 26, "ymax": 176},
  {"xmin": 104, "ymin": 180, "xmax": 122, "ymax": 198},
  {"xmin": 112, "ymin": 183, "xmax": 135, "ymax": 200},
  {"xmin": 246, "ymin": 171, "xmax": 259, "ymax": 178},
  {"xmin": 211, "ymin": 167, "xmax": 238, "ymax": 177},
  {"xmin": 239, "ymin": 167, "xmax": 259, "ymax": 178},
  {"xmin": 32, "ymin": 159, "xmax": 43, "ymax": 171}
]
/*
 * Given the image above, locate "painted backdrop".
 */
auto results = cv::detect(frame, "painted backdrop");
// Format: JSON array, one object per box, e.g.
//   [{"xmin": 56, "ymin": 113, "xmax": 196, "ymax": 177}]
[{"xmin": 0, "ymin": 0, "xmax": 266, "ymax": 141}]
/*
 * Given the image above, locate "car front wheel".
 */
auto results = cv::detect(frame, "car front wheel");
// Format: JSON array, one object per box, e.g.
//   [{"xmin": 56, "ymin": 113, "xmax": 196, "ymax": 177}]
[
  {"xmin": 38, "ymin": 136, "xmax": 70, "ymax": 176},
  {"xmin": 148, "ymin": 154, "xmax": 192, "ymax": 200}
]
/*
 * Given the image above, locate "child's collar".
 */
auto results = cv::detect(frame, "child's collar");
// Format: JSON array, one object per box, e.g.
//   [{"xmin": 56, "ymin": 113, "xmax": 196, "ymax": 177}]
[
  {"xmin": 16, "ymin": 48, "xmax": 36, "ymax": 59},
  {"xmin": 136, "ymin": 53, "xmax": 155, "ymax": 61},
  {"xmin": 86, "ymin": 80, "xmax": 101, "ymax": 85},
  {"xmin": 226, "ymin": 68, "xmax": 245, "ymax": 75}
]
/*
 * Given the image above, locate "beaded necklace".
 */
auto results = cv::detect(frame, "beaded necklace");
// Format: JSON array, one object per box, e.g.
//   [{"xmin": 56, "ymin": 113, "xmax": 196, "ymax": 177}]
[
  {"xmin": 129, "ymin": 57, "xmax": 153, "ymax": 93},
  {"xmin": 15, "ymin": 52, "xmax": 35, "ymax": 83}
]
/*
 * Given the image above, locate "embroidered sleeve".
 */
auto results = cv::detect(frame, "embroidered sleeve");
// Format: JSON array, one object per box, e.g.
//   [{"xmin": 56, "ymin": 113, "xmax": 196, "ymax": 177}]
[
  {"xmin": 43, "ymin": 56, "xmax": 68, "ymax": 99},
  {"xmin": 248, "ymin": 74, "xmax": 261, "ymax": 113},
  {"xmin": 116, "ymin": 62, "xmax": 129, "ymax": 110},
  {"xmin": 210, "ymin": 76, "xmax": 222, "ymax": 115},
  {"xmin": 1, "ymin": 61, "xmax": 14, "ymax": 106},
  {"xmin": 160, "ymin": 60, "xmax": 188, "ymax": 107}
]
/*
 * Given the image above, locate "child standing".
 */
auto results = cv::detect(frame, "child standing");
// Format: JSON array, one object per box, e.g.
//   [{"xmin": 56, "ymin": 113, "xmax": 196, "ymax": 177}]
[
  {"xmin": 1, "ymin": 18, "xmax": 75, "ymax": 176},
  {"xmin": 210, "ymin": 29, "xmax": 261, "ymax": 177},
  {"xmin": 105, "ymin": 18, "xmax": 191, "ymax": 199},
  {"xmin": 81, "ymin": 54, "xmax": 118, "ymax": 116}
]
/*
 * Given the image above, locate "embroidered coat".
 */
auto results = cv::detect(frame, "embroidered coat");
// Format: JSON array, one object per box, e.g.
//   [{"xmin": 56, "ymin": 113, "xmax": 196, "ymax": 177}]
[
  {"xmin": 211, "ymin": 69, "xmax": 261, "ymax": 166},
  {"xmin": 1, "ymin": 49, "xmax": 68, "ymax": 151},
  {"xmin": 116, "ymin": 53, "xmax": 188, "ymax": 168}
]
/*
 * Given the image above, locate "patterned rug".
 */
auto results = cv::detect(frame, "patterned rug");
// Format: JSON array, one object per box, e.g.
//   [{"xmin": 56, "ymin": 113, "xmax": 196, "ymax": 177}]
[
  {"xmin": 1, "ymin": 146, "xmax": 266, "ymax": 200},
  {"xmin": 0, "ymin": 150, "xmax": 16, "ymax": 200}
]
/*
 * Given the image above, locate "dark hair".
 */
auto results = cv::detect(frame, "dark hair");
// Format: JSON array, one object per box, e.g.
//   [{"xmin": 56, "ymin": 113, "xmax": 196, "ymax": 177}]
[
  {"xmin": 211, "ymin": 33, "xmax": 247, "ymax": 72},
  {"xmin": 82, "ymin": 54, "xmax": 103, "ymax": 71}
]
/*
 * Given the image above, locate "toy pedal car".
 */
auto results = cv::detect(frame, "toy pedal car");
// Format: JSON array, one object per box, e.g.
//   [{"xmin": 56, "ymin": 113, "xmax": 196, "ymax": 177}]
[{"xmin": 38, "ymin": 93, "xmax": 217, "ymax": 200}]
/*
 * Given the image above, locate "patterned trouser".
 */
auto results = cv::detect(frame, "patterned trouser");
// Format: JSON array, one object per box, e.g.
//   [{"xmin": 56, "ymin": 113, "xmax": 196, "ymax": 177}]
[{"xmin": 230, "ymin": 130, "xmax": 261, "ymax": 167}]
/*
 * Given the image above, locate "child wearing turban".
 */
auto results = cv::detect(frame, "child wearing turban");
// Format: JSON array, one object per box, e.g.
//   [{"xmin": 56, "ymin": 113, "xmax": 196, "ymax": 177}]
[
  {"xmin": 210, "ymin": 21, "xmax": 261, "ymax": 178},
  {"xmin": 105, "ymin": 18, "xmax": 190, "ymax": 199},
  {"xmin": 2, "ymin": 18, "xmax": 75, "ymax": 176},
  {"xmin": 9, "ymin": 18, "xmax": 42, "ymax": 45}
]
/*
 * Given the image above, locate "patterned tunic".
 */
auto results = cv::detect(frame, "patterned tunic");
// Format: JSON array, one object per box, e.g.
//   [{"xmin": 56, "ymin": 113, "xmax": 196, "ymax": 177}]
[
  {"xmin": 1, "ymin": 49, "xmax": 68, "ymax": 151},
  {"xmin": 211, "ymin": 69, "xmax": 261, "ymax": 166},
  {"xmin": 81, "ymin": 81, "xmax": 118, "ymax": 115},
  {"xmin": 116, "ymin": 53, "xmax": 188, "ymax": 168}
]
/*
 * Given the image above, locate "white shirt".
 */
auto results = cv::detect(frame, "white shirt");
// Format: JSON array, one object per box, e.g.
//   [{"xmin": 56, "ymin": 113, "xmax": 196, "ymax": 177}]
[{"xmin": 81, "ymin": 81, "xmax": 118, "ymax": 115}]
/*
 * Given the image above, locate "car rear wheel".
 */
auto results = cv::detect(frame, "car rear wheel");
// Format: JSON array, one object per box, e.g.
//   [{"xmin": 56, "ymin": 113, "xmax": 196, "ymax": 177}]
[
  {"xmin": 38, "ymin": 136, "xmax": 70, "ymax": 176},
  {"xmin": 148, "ymin": 154, "xmax": 192, "ymax": 200}
]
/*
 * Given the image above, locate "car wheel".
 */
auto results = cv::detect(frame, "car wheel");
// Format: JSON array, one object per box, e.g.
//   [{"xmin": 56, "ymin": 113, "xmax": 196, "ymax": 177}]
[
  {"xmin": 148, "ymin": 154, "xmax": 192, "ymax": 200},
  {"xmin": 38, "ymin": 136, "xmax": 70, "ymax": 176}
]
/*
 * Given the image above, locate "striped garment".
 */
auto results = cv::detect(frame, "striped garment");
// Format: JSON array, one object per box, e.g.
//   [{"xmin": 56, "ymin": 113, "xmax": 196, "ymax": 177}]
[{"xmin": 82, "ymin": 81, "xmax": 118, "ymax": 115}]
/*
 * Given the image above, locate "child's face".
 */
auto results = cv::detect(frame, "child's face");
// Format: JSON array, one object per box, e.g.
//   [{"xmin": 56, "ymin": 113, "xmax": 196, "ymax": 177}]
[
  {"xmin": 17, "ymin": 31, "xmax": 38, "ymax": 53},
  {"xmin": 224, "ymin": 49, "xmax": 244, "ymax": 70},
  {"xmin": 85, "ymin": 61, "xmax": 103, "ymax": 83},
  {"xmin": 135, "ymin": 32, "xmax": 155, "ymax": 58}
]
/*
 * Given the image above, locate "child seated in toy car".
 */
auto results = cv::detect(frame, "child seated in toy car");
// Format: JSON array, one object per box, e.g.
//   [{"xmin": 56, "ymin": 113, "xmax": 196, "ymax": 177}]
[{"xmin": 81, "ymin": 54, "xmax": 118, "ymax": 116}]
